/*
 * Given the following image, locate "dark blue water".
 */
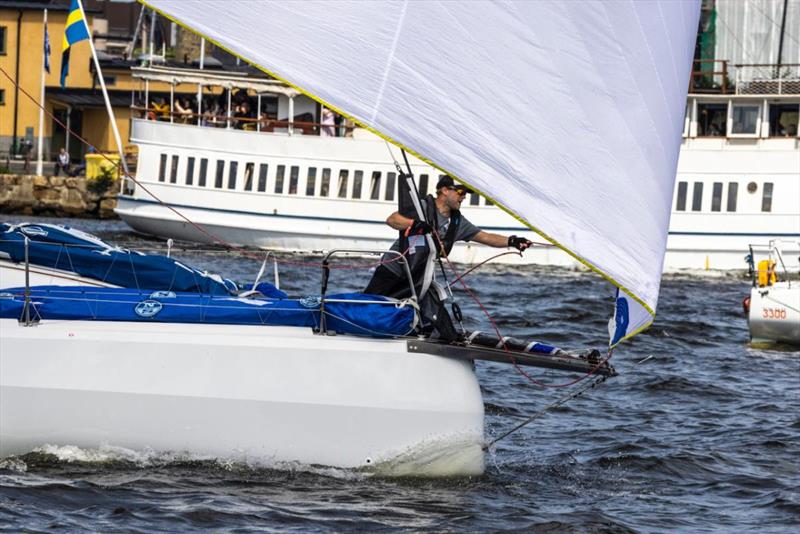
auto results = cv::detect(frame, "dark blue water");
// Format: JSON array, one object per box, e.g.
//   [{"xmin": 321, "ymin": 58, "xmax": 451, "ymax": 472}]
[{"xmin": 1, "ymin": 216, "xmax": 798, "ymax": 533}]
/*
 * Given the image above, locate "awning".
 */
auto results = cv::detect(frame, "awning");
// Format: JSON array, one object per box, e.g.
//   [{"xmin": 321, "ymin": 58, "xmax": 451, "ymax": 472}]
[
  {"xmin": 46, "ymin": 88, "xmax": 131, "ymax": 108},
  {"xmin": 131, "ymin": 65, "xmax": 300, "ymax": 97}
]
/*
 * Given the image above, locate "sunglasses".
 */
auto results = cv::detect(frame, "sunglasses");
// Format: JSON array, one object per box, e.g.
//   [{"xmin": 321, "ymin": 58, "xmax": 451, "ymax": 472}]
[{"xmin": 447, "ymin": 186, "xmax": 469, "ymax": 196}]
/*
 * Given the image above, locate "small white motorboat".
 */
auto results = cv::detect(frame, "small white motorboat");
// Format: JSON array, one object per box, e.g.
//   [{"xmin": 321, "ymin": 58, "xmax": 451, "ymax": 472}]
[{"xmin": 744, "ymin": 241, "xmax": 800, "ymax": 346}]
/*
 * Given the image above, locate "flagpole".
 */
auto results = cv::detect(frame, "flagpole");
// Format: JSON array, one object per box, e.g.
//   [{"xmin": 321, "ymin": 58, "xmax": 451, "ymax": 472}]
[
  {"xmin": 75, "ymin": 0, "xmax": 130, "ymax": 178},
  {"xmin": 35, "ymin": 9, "xmax": 48, "ymax": 176}
]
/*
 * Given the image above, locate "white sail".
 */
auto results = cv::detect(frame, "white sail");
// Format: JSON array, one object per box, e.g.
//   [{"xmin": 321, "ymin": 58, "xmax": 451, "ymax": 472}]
[{"xmin": 144, "ymin": 0, "xmax": 700, "ymax": 343}]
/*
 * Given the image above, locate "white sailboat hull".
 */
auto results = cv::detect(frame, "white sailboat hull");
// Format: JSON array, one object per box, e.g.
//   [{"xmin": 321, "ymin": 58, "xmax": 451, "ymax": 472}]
[
  {"xmin": 0, "ymin": 320, "xmax": 485, "ymax": 476},
  {"xmin": 747, "ymin": 283, "xmax": 800, "ymax": 346}
]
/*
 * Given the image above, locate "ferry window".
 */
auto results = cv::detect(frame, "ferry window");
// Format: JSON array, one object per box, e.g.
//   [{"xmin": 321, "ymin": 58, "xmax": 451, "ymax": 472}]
[
  {"xmin": 762, "ymin": 182, "xmax": 774, "ymax": 212},
  {"xmin": 418, "ymin": 174, "xmax": 429, "ymax": 196},
  {"xmin": 198, "ymin": 158, "xmax": 208, "ymax": 187},
  {"xmin": 696, "ymin": 103, "xmax": 727, "ymax": 136},
  {"xmin": 769, "ymin": 103, "xmax": 799, "ymax": 136},
  {"xmin": 158, "ymin": 154, "xmax": 167, "ymax": 182},
  {"xmin": 274, "ymin": 165, "xmax": 285, "ymax": 193},
  {"xmin": 258, "ymin": 164, "xmax": 268, "ymax": 192},
  {"xmin": 675, "ymin": 181, "xmax": 687, "ymax": 211},
  {"xmin": 185, "ymin": 157, "xmax": 195, "ymax": 186},
  {"xmin": 691, "ymin": 182, "xmax": 703, "ymax": 211},
  {"xmin": 306, "ymin": 167, "xmax": 317, "ymax": 196},
  {"xmin": 727, "ymin": 182, "xmax": 738, "ymax": 212},
  {"xmin": 320, "ymin": 168, "xmax": 331, "ymax": 197},
  {"xmin": 730, "ymin": 104, "xmax": 759, "ymax": 135},
  {"xmin": 711, "ymin": 182, "xmax": 722, "ymax": 212},
  {"xmin": 337, "ymin": 170, "xmax": 349, "ymax": 198},
  {"xmin": 385, "ymin": 172, "xmax": 396, "ymax": 201},
  {"xmin": 352, "ymin": 171, "xmax": 363, "ymax": 199},
  {"xmin": 484, "ymin": 198, "xmax": 494, "ymax": 206},
  {"xmin": 369, "ymin": 171, "xmax": 382, "ymax": 200},
  {"xmin": 244, "ymin": 162, "xmax": 254, "ymax": 191},
  {"xmin": 228, "ymin": 161, "xmax": 238, "ymax": 190},
  {"xmin": 215, "ymin": 160, "xmax": 225, "ymax": 188},
  {"xmin": 170, "ymin": 155, "xmax": 179, "ymax": 184},
  {"xmin": 469, "ymin": 192, "xmax": 479, "ymax": 206},
  {"xmin": 288, "ymin": 166, "xmax": 299, "ymax": 194}
]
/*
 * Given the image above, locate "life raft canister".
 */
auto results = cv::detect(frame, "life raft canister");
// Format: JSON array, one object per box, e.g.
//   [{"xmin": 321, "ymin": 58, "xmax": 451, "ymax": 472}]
[{"xmin": 757, "ymin": 259, "xmax": 777, "ymax": 288}]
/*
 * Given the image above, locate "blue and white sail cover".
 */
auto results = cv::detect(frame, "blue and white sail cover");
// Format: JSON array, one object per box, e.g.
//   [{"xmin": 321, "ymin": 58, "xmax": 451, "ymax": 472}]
[
  {"xmin": 144, "ymin": 0, "xmax": 700, "ymax": 345},
  {"xmin": 0, "ymin": 223, "xmax": 236, "ymax": 294}
]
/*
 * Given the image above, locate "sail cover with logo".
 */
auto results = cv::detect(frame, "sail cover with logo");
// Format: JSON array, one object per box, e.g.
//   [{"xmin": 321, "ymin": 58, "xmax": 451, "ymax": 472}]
[{"xmin": 143, "ymin": 0, "xmax": 700, "ymax": 345}]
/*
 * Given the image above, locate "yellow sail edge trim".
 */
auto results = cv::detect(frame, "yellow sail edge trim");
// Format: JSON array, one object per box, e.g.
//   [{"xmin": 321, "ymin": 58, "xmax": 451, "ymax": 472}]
[{"xmin": 139, "ymin": 1, "xmax": 657, "ymax": 335}]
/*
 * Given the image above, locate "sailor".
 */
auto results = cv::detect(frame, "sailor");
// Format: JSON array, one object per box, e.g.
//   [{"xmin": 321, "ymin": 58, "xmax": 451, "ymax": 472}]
[{"xmin": 364, "ymin": 175, "xmax": 532, "ymax": 299}]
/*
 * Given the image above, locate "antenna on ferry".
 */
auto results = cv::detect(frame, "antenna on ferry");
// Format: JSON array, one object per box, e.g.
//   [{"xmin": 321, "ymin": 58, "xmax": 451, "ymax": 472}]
[{"xmin": 75, "ymin": 0, "xmax": 131, "ymax": 179}]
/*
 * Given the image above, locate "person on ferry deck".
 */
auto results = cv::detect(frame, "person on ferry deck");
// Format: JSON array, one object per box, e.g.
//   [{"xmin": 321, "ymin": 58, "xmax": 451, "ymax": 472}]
[
  {"xmin": 364, "ymin": 175, "xmax": 532, "ymax": 299},
  {"xmin": 321, "ymin": 107, "xmax": 336, "ymax": 137}
]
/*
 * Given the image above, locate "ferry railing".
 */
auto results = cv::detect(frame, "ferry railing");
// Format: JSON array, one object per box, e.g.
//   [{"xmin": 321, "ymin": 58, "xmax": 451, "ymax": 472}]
[
  {"xmin": 130, "ymin": 106, "xmax": 356, "ymax": 137},
  {"xmin": 734, "ymin": 64, "xmax": 800, "ymax": 95},
  {"xmin": 318, "ymin": 249, "xmax": 417, "ymax": 336},
  {"xmin": 689, "ymin": 59, "xmax": 730, "ymax": 94}
]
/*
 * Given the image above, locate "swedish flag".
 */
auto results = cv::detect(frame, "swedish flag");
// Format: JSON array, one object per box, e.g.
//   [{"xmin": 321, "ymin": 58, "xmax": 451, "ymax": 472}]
[{"xmin": 60, "ymin": 0, "xmax": 89, "ymax": 87}]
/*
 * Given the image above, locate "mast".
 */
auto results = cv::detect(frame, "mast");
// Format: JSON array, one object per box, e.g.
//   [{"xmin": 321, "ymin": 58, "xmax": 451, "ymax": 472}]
[
  {"xmin": 35, "ymin": 9, "xmax": 48, "ymax": 176},
  {"xmin": 775, "ymin": 0, "xmax": 789, "ymax": 78},
  {"xmin": 75, "ymin": 0, "xmax": 130, "ymax": 177}
]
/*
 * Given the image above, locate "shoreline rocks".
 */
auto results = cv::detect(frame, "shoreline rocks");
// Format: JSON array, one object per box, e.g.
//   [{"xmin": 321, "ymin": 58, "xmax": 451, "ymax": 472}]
[{"xmin": 0, "ymin": 174, "xmax": 118, "ymax": 219}]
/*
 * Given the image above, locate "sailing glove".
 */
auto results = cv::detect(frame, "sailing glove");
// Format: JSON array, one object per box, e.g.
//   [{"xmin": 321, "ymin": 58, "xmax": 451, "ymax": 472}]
[
  {"xmin": 408, "ymin": 220, "xmax": 433, "ymax": 236},
  {"xmin": 508, "ymin": 235, "xmax": 532, "ymax": 251}
]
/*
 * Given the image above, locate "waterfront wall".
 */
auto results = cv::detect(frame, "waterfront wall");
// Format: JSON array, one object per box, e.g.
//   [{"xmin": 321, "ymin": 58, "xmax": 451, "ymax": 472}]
[{"xmin": 0, "ymin": 174, "xmax": 118, "ymax": 219}]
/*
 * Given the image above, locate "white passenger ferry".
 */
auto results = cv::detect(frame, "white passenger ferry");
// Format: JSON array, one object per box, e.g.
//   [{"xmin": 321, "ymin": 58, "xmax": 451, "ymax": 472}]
[{"xmin": 116, "ymin": 65, "xmax": 800, "ymax": 271}]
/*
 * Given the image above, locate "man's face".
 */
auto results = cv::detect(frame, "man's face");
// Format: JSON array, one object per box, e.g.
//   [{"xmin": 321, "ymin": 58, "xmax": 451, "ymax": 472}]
[{"xmin": 442, "ymin": 186, "xmax": 468, "ymax": 210}]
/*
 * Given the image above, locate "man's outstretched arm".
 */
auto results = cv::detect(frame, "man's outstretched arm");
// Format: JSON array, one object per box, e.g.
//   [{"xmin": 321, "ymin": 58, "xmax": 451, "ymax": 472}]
[{"xmin": 472, "ymin": 231, "xmax": 532, "ymax": 251}]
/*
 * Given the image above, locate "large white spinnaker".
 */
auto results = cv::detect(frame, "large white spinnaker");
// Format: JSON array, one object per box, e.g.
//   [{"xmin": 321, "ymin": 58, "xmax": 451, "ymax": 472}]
[{"xmin": 144, "ymin": 0, "xmax": 700, "ymax": 345}]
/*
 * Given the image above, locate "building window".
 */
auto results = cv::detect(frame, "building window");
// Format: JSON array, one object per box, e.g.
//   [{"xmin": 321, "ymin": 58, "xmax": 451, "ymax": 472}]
[
  {"xmin": 0, "ymin": 89, "xmax": 5, "ymax": 106},
  {"xmin": 385, "ymin": 172, "xmax": 396, "ymax": 201},
  {"xmin": 158, "ymin": 154, "xmax": 167, "ymax": 182},
  {"xmin": 170, "ymin": 155, "xmax": 179, "ymax": 184},
  {"xmin": 320, "ymin": 168, "xmax": 331, "ymax": 197},
  {"xmin": 243, "ymin": 162, "xmax": 254, "ymax": 191},
  {"xmin": 185, "ymin": 157, "xmax": 195, "ymax": 185},
  {"xmin": 228, "ymin": 161, "xmax": 238, "ymax": 190},
  {"xmin": 762, "ymin": 182, "xmax": 773, "ymax": 212},
  {"xmin": 288, "ymin": 166, "xmax": 299, "ymax": 194},
  {"xmin": 352, "ymin": 170, "xmax": 363, "ymax": 199},
  {"xmin": 369, "ymin": 171, "xmax": 382, "ymax": 200},
  {"xmin": 215, "ymin": 160, "xmax": 225, "ymax": 188},
  {"xmin": 727, "ymin": 182, "xmax": 738, "ymax": 212},
  {"xmin": 691, "ymin": 182, "xmax": 703, "ymax": 211},
  {"xmin": 337, "ymin": 170, "xmax": 349, "ymax": 198},
  {"xmin": 198, "ymin": 158, "xmax": 208, "ymax": 186},
  {"xmin": 696, "ymin": 103, "xmax": 727, "ymax": 136},
  {"xmin": 730, "ymin": 103, "xmax": 760, "ymax": 136},
  {"xmin": 258, "ymin": 164, "xmax": 268, "ymax": 192},
  {"xmin": 0, "ymin": 26, "xmax": 6, "ymax": 55},
  {"xmin": 417, "ymin": 174, "xmax": 428, "ymax": 197},
  {"xmin": 769, "ymin": 103, "xmax": 799, "ymax": 137},
  {"xmin": 711, "ymin": 182, "xmax": 722, "ymax": 212},
  {"xmin": 306, "ymin": 167, "xmax": 317, "ymax": 196},
  {"xmin": 675, "ymin": 181, "xmax": 687, "ymax": 211},
  {"xmin": 274, "ymin": 165, "xmax": 285, "ymax": 193}
]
